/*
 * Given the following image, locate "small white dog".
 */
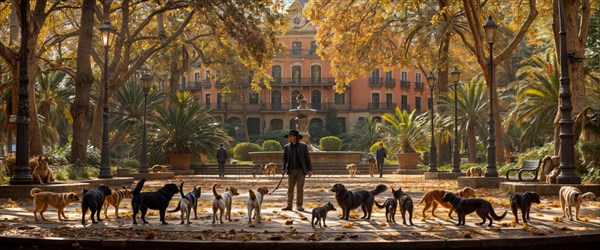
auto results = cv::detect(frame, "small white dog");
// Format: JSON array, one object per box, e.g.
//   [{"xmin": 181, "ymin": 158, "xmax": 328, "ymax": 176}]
[
  {"xmin": 559, "ymin": 186, "xmax": 597, "ymax": 221},
  {"xmin": 247, "ymin": 186, "xmax": 269, "ymax": 224},
  {"xmin": 211, "ymin": 184, "xmax": 239, "ymax": 224}
]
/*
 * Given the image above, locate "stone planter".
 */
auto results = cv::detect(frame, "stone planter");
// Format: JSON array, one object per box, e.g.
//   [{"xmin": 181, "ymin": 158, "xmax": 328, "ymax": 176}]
[
  {"xmin": 168, "ymin": 153, "xmax": 192, "ymax": 170},
  {"xmin": 398, "ymin": 152, "xmax": 421, "ymax": 169}
]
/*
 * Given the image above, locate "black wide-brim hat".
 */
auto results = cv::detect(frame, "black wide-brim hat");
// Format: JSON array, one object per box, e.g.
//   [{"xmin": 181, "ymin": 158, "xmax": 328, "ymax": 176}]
[{"xmin": 284, "ymin": 129, "xmax": 303, "ymax": 140}]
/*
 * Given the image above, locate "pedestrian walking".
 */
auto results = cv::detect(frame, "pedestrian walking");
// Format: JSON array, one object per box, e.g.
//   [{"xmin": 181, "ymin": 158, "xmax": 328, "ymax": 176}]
[
  {"xmin": 376, "ymin": 143, "xmax": 387, "ymax": 178},
  {"xmin": 216, "ymin": 144, "xmax": 228, "ymax": 178}
]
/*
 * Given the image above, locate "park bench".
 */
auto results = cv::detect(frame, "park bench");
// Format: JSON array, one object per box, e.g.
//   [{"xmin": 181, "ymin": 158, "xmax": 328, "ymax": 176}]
[{"xmin": 505, "ymin": 159, "xmax": 542, "ymax": 181}]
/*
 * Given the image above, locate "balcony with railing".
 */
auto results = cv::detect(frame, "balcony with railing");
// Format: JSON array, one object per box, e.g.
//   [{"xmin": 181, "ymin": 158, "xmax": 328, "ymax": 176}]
[
  {"xmin": 207, "ymin": 103, "xmax": 261, "ymax": 112},
  {"xmin": 368, "ymin": 102, "xmax": 396, "ymax": 111},
  {"xmin": 384, "ymin": 78, "xmax": 396, "ymax": 88},
  {"xmin": 274, "ymin": 49, "xmax": 320, "ymax": 58},
  {"xmin": 369, "ymin": 77, "xmax": 383, "ymax": 86},
  {"xmin": 415, "ymin": 81, "xmax": 424, "ymax": 91},
  {"xmin": 270, "ymin": 77, "xmax": 335, "ymax": 87},
  {"xmin": 400, "ymin": 80, "xmax": 410, "ymax": 89}
]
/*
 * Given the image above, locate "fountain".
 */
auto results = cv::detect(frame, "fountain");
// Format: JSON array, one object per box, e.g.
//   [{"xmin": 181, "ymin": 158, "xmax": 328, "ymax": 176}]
[{"xmin": 249, "ymin": 93, "xmax": 362, "ymax": 173}]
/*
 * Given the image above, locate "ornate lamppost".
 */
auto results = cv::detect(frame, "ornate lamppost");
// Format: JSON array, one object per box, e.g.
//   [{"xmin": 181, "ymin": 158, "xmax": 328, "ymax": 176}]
[
  {"xmin": 427, "ymin": 72, "xmax": 437, "ymax": 172},
  {"xmin": 98, "ymin": 20, "xmax": 117, "ymax": 179},
  {"xmin": 556, "ymin": 0, "xmax": 580, "ymax": 184},
  {"xmin": 10, "ymin": 0, "xmax": 33, "ymax": 184},
  {"xmin": 483, "ymin": 16, "xmax": 498, "ymax": 177},
  {"xmin": 450, "ymin": 67, "xmax": 461, "ymax": 173},
  {"xmin": 139, "ymin": 72, "xmax": 152, "ymax": 174}
]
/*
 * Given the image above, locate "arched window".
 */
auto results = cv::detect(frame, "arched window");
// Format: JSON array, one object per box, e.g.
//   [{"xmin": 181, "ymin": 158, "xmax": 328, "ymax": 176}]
[
  {"xmin": 292, "ymin": 65, "xmax": 301, "ymax": 84},
  {"xmin": 247, "ymin": 118, "xmax": 261, "ymax": 136},
  {"xmin": 311, "ymin": 90, "xmax": 321, "ymax": 110},
  {"xmin": 271, "ymin": 65, "xmax": 282, "ymax": 84},
  {"xmin": 311, "ymin": 65, "xmax": 321, "ymax": 84},
  {"xmin": 271, "ymin": 91, "xmax": 282, "ymax": 111}
]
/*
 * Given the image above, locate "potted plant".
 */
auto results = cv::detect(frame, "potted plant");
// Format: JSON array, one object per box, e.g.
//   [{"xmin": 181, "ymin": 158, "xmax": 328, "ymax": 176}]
[
  {"xmin": 381, "ymin": 108, "xmax": 428, "ymax": 170},
  {"xmin": 143, "ymin": 92, "xmax": 232, "ymax": 170}
]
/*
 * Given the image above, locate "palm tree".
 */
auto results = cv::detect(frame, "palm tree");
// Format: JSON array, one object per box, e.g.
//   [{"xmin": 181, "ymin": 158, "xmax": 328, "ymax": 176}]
[
  {"xmin": 342, "ymin": 117, "xmax": 383, "ymax": 152},
  {"xmin": 35, "ymin": 71, "xmax": 74, "ymax": 146},
  {"xmin": 381, "ymin": 108, "xmax": 428, "ymax": 155},
  {"xmin": 505, "ymin": 49, "xmax": 559, "ymax": 150},
  {"xmin": 438, "ymin": 75, "xmax": 489, "ymax": 163},
  {"xmin": 138, "ymin": 91, "xmax": 232, "ymax": 164}
]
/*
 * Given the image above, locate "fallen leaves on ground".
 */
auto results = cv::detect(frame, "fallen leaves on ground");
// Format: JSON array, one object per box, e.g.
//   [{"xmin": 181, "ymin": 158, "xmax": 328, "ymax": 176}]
[
  {"xmin": 308, "ymin": 232, "xmax": 321, "ymax": 241},
  {"xmin": 342, "ymin": 222, "xmax": 355, "ymax": 228}
]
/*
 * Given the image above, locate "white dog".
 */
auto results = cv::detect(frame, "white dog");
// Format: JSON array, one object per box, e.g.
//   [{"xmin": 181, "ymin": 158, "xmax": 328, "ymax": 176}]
[
  {"xmin": 559, "ymin": 186, "xmax": 597, "ymax": 221},
  {"xmin": 247, "ymin": 186, "xmax": 269, "ymax": 224},
  {"xmin": 211, "ymin": 184, "xmax": 239, "ymax": 224}
]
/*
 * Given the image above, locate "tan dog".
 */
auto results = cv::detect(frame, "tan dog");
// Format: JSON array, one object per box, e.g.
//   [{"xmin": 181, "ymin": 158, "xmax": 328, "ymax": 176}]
[
  {"xmin": 263, "ymin": 162, "xmax": 277, "ymax": 176},
  {"xmin": 346, "ymin": 164, "xmax": 358, "ymax": 178},
  {"xmin": 456, "ymin": 186, "xmax": 476, "ymax": 198},
  {"xmin": 466, "ymin": 166, "xmax": 483, "ymax": 177},
  {"xmin": 540, "ymin": 156, "xmax": 560, "ymax": 184},
  {"xmin": 29, "ymin": 156, "xmax": 53, "ymax": 184},
  {"xmin": 103, "ymin": 187, "xmax": 132, "ymax": 219},
  {"xmin": 30, "ymin": 188, "xmax": 79, "ymax": 221},
  {"xmin": 559, "ymin": 186, "xmax": 597, "ymax": 221},
  {"xmin": 150, "ymin": 164, "xmax": 168, "ymax": 173},
  {"xmin": 368, "ymin": 157, "xmax": 377, "ymax": 177},
  {"xmin": 212, "ymin": 184, "xmax": 240, "ymax": 224},
  {"xmin": 247, "ymin": 186, "xmax": 269, "ymax": 224}
]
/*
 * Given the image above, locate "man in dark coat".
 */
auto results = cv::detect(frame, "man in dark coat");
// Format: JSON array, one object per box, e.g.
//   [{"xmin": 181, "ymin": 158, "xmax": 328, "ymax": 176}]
[
  {"xmin": 216, "ymin": 144, "xmax": 228, "ymax": 178},
  {"xmin": 281, "ymin": 129, "xmax": 313, "ymax": 211},
  {"xmin": 376, "ymin": 143, "xmax": 387, "ymax": 178}
]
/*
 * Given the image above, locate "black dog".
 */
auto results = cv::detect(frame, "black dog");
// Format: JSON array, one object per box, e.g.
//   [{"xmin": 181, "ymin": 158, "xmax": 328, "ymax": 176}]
[
  {"xmin": 330, "ymin": 183, "xmax": 387, "ymax": 220},
  {"xmin": 510, "ymin": 191, "xmax": 541, "ymax": 224},
  {"xmin": 81, "ymin": 184, "xmax": 112, "ymax": 225},
  {"xmin": 131, "ymin": 178, "xmax": 180, "ymax": 225},
  {"xmin": 392, "ymin": 187, "xmax": 414, "ymax": 226},
  {"xmin": 442, "ymin": 192, "xmax": 507, "ymax": 226}
]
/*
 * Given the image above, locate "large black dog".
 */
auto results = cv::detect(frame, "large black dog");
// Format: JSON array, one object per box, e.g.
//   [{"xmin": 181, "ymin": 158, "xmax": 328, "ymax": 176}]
[
  {"xmin": 131, "ymin": 178, "xmax": 180, "ymax": 225},
  {"xmin": 81, "ymin": 184, "xmax": 112, "ymax": 225},
  {"xmin": 442, "ymin": 192, "xmax": 507, "ymax": 226},
  {"xmin": 330, "ymin": 183, "xmax": 387, "ymax": 220},
  {"xmin": 510, "ymin": 191, "xmax": 541, "ymax": 224}
]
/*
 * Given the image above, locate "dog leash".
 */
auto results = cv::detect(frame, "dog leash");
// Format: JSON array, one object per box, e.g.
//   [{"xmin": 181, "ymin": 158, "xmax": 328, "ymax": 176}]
[{"xmin": 268, "ymin": 174, "xmax": 285, "ymax": 195}]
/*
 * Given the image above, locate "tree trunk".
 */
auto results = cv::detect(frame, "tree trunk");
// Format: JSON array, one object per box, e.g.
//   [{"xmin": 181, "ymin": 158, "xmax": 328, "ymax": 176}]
[
  {"xmin": 9, "ymin": 2, "xmax": 19, "ymax": 46},
  {"xmin": 71, "ymin": 0, "xmax": 95, "ymax": 163},
  {"xmin": 552, "ymin": 0, "xmax": 590, "ymax": 155},
  {"xmin": 437, "ymin": 31, "xmax": 451, "ymax": 164},
  {"xmin": 467, "ymin": 123, "xmax": 477, "ymax": 163}
]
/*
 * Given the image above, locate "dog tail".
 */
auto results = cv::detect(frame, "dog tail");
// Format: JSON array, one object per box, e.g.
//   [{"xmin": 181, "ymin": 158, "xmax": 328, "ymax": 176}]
[
  {"xmin": 168, "ymin": 202, "xmax": 181, "ymax": 213},
  {"xmin": 490, "ymin": 207, "xmax": 508, "ymax": 221},
  {"xmin": 249, "ymin": 189, "xmax": 256, "ymax": 201},
  {"xmin": 132, "ymin": 178, "xmax": 147, "ymax": 196},
  {"xmin": 30, "ymin": 187, "xmax": 42, "ymax": 197},
  {"xmin": 374, "ymin": 200, "xmax": 385, "ymax": 209},
  {"xmin": 371, "ymin": 184, "xmax": 387, "ymax": 196},
  {"xmin": 212, "ymin": 183, "xmax": 222, "ymax": 200},
  {"xmin": 179, "ymin": 182, "xmax": 185, "ymax": 198}
]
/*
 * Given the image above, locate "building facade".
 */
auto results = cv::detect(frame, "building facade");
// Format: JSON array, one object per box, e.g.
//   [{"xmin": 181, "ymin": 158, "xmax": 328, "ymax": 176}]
[{"xmin": 179, "ymin": 0, "xmax": 432, "ymax": 141}]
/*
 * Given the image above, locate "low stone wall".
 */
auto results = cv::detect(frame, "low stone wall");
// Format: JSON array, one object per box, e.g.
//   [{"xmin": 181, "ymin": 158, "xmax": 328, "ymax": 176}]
[
  {"xmin": 500, "ymin": 182, "xmax": 600, "ymax": 196},
  {"xmin": 249, "ymin": 151, "xmax": 363, "ymax": 165},
  {"xmin": 0, "ymin": 183, "xmax": 90, "ymax": 199},
  {"xmin": 458, "ymin": 176, "xmax": 507, "ymax": 188}
]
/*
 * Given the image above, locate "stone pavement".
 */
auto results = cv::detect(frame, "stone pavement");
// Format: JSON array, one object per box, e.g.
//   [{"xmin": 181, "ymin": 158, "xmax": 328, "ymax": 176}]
[{"xmin": 0, "ymin": 174, "xmax": 599, "ymax": 249}]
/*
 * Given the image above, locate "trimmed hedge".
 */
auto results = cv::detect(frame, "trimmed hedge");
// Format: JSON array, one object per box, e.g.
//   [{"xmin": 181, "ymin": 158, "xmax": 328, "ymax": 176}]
[
  {"xmin": 262, "ymin": 140, "xmax": 282, "ymax": 151},
  {"xmin": 320, "ymin": 136, "xmax": 342, "ymax": 151},
  {"xmin": 233, "ymin": 142, "xmax": 262, "ymax": 161}
]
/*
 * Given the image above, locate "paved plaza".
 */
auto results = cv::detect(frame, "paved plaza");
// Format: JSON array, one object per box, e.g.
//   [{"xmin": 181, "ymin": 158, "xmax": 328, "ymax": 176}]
[{"xmin": 0, "ymin": 174, "xmax": 599, "ymax": 249}]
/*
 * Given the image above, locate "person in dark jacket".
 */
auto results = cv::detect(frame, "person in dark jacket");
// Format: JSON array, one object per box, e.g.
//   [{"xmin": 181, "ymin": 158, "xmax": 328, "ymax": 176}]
[
  {"xmin": 376, "ymin": 143, "xmax": 387, "ymax": 178},
  {"xmin": 281, "ymin": 130, "xmax": 313, "ymax": 211},
  {"xmin": 216, "ymin": 144, "xmax": 228, "ymax": 178}
]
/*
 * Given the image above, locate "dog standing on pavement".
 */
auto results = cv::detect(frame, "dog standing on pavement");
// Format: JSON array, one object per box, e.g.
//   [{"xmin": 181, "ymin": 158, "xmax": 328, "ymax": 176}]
[
  {"xmin": 330, "ymin": 183, "xmax": 387, "ymax": 220},
  {"xmin": 169, "ymin": 182, "xmax": 201, "ymax": 224},
  {"xmin": 346, "ymin": 164, "xmax": 358, "ymax": 178},
  {"xmin": 211, "ymin": 184, "xmax": 240, "ymax": 224},
  {"xmin": 456, "ymin": 186, "xmax": 476, "ymax": 198},
  {"xmin": 311, "ymin": 202, "xmax": 336, "ymax": 228},
  {"xmin": 103, "ymin": 186, "xmax": 132, "ymax": 219},
  {"xmin": 559, "ymin": 186, "xmax": 597, "ymax": 221},
  {"xmin": 81, "ymin": 184, "xmax": 112, "ymax": 224},
  {"xmin": 367, "ymin": 157, "xmax": 377, "ymax": 177},
  {"xmin": 442, "ymin": 192, "xmax": 507, "ymax": 226},
  {"xmin": 131, "ymin": 178, "xmax": 180, "ymax": 225},
  {"xmin": 247, "ymin": 187, "xmax": 269, "ymax": 224},
  {"xmin": 263, "ymin": 162, "xmax": 277, "ymax": 176},
  {"xmin": 30, "ymin": 188, "xmax": 79, "ymax": 221},
  {"xmin": 510, "ymin": 191, "xmax": 541, "ymax": 224}
]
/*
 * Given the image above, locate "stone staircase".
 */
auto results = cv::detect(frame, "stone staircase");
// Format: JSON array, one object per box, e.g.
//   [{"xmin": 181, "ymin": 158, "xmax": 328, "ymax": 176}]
[{"xmin": 192, "ymin": 163, "xmax": 400, "ymax": 176}]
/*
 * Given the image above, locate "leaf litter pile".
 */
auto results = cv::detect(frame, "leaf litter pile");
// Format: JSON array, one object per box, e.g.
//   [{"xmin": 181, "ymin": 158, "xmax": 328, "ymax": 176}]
[{"xmin": 0, "ymin": 176, "xmax": 599, "ymax": 242}]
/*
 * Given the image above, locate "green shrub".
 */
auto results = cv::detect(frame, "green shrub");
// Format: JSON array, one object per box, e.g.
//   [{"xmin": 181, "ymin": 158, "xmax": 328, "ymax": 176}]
[
  {"xmin": 60, "ymin": 143, "xmax": 102, "ymax": 166},
  {"xmin": 252, "ymin": 129, "xmax": 288, "ymax": 147},
  {"xmin": 262, "ymin": 140, "xmax": 282, "ymax": 151},
  {"xmin": 320, "ymin": 136, "xmax": 342, "ymax": 151},
  {"xmin": 233, "ymin": 142, "xmax": 262, "ymax": 161}
]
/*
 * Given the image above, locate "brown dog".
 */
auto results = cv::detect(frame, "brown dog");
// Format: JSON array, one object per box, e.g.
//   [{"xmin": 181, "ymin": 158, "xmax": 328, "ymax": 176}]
[
  {"xmin": 150, "ymin": 164, "xmax": 168, "ymax": 173},
  {"xmin": 29, "ymin": 156, "xmax": 53, "ymax": 184},
  {"xmin": 368, "ymin": 157, "xmax": 377, "ymax": 177},
  {"xmin": 346, "ymin": 164, "xmax": 358, "ymax": 178},
  {"xmin": 418, "ymin": 187, "xmax": 475, "ymax": 219},
  {"xmin": 456, "ymin": 187, "xmax": 476, "ymax": 198},
  {"xmin": 30, "ymin": 188, "xmax": 79, "ymax": 221},
  {"xmin": 263, "ymin": 162, "xmax": 277, "ymax": 176},
  {"xmin": 247, "ymin": 186, "xmax": 269, "ymax": 223},
  {"xmin": 103, "ymin": 187, "xmax": 132, "ymax": 219},
  {"xmin": 466, "ymin": 167, "xmax": 483, "ymax": 177}
]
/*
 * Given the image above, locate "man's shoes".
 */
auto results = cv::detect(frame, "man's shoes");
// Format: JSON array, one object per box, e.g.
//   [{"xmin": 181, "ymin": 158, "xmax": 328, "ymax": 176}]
[
  {"xmin": 296, "ymin": 207, "xmax": 305, "ymax": 211},
  {"xmin": 281, "ymin": 207, "xmax": 292, "ymax": 211}
]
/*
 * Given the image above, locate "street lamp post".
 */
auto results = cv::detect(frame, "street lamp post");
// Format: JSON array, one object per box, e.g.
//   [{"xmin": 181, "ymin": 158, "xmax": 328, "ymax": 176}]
[
  {"xmin": 483, "ymin": 15, "xmax": 498, "ymax": 177},
  {"xmin": 427, "ymin": 72, "xmax": 437, "ymax": 172},
  {"xmin": 10, "ymin": 0, "xmax": 33, "ymax": 185},
  {"xmin": 450, "ymin": 67, "xmax": 461, "ymax": 173},
  {"xmin": 556, "ymin": 0, "xmax": 580, "ymax": 184},
  {"xmin": 139, "ymin": 73, "xmax": 152, "ymax": 174},
  {"xmin": 98, "ymin": 20, "xmax": 117, "ymax": 179}
]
